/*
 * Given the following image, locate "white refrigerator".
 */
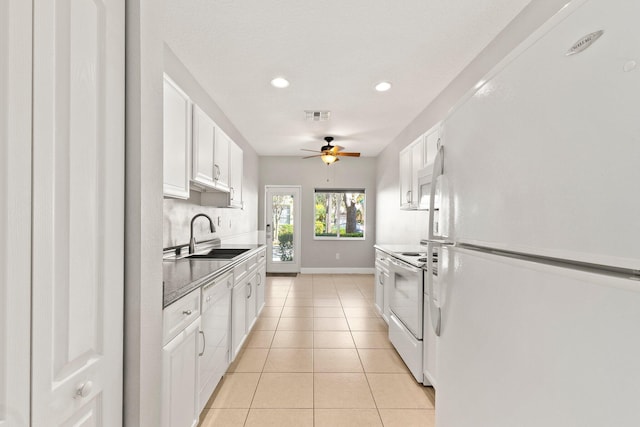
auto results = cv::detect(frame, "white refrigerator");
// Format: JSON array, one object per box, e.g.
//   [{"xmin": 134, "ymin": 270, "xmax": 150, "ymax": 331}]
[{"xmin": 427, "ymin": 0, "xmax": 640, "ymax": 425}]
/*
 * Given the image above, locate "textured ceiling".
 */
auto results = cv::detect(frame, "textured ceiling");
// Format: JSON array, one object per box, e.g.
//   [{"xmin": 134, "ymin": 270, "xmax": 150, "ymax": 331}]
[{"xmin": 163, "ymin": 0, "xmax": 531, "ymax": 157}]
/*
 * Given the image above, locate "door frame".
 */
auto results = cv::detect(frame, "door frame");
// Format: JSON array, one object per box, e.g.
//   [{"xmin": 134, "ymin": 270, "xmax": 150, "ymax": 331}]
[{"xmin": 264, "ymin": 185, "xmax": 302, "ymax": 273}]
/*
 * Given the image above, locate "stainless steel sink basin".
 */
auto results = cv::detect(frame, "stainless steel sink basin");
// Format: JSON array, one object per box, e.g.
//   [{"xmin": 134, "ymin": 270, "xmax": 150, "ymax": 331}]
[{"xmin": 185, "ymin": 248, "xmax": 250, "ymax": 260}]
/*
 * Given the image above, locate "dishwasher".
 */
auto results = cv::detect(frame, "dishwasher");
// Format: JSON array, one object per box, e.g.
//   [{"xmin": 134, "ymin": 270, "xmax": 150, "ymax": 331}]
[{"xmin": 199, "ymin": 271, "xmax": 233, "ymax": 412}]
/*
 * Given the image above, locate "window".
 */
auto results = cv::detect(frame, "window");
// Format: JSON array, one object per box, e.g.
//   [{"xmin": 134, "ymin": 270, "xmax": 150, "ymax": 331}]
[{"xmin": 314, "ymin": 189, "xmax": 365, "ymax": 239}]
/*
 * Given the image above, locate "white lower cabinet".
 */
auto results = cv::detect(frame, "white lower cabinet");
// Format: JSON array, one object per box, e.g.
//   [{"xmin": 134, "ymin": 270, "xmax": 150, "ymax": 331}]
[
  {"xmin": 245, "ymin": 272, "xmax": 258, "ymax": 332},
  {"xmin": 230, "ymin": 251, "xmax": 263, "ymax": 361},
  {"xmin": 374, "ymin": 250, "xmax": 389, "ymax": 321},
  {"xmin": 232, "ymin": 271, "xmax": 258, "ymax": 361},
  {"xmin": 231, "ymin": 280, "xmax": 248, "ymax": 361},
  {"xmin": 162, "ymin": 318, "xmax": 201, "ymax": 427},
  {"xmin": 256, "ymin": 250, "xmax": 267, "ymax": 315},
  {"xmin": 199, "ymin": 272, "xmax": 232, "ymax": 412}
]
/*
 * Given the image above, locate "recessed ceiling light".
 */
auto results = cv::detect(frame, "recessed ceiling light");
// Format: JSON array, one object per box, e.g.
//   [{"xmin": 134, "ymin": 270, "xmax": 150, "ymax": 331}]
[
  {"xmin": 375, "ymin": 81, "xmax": 392, "ymax": 92},
  {"xmin": 271, "ymin": 77, "xmax": 290, "ymax": 88}
]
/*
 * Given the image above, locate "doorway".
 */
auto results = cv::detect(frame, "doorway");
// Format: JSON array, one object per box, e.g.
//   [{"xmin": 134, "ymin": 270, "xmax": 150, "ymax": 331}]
[{"xmin": 265, "ymin": 186, "xmax": 301, "ymax": 273}]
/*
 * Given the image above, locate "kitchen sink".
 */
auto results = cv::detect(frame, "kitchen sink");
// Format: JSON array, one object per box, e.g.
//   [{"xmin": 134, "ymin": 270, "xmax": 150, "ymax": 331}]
[{"xmin": 185, "ymin": 248, "xmax": 250, "ymax": 259}]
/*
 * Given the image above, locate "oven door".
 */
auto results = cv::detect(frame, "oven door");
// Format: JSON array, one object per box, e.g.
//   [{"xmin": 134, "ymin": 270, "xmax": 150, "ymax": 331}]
[{"xmin": 388, "ymin": 257, "xmax": 423, "ymax": 339}]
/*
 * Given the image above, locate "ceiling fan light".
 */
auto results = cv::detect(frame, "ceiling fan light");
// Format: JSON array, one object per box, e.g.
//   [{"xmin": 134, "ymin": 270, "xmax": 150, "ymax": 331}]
[
  {"xmin": 270, "ymin": 77, "xmax": 290, "ymax": 88},
  {"xmin": 375, "ymin": 81, "xmax": 392, "ymax": 92},
  {"xmin": 321, "ymin": 154, "xmax": 338, "ymax": 165}
]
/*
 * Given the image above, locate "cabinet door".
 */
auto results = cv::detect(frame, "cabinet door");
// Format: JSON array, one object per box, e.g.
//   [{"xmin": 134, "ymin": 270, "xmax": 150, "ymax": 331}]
[
  {"xmin": 410, "ymin": 138, "xmax": 424, "ymax": 208},
  {"xmin": 399, "ymin": 147, "xmax": 412, "ymax": 208},
  {"xmin": 256, "ymin": 261, "xmax": 267, "ymax": 315},
  {"xmin": 192, "ymin": 105, "xmax": 216, "ymax": 188},
  {"xmin": 31, "ymin": 0, "xmax": 125, "ymax": 424},
  {"xmin": 162, "ymin": 318, "xmax": 201, "ymax": 427},
  {"xmin": 423, "ymin": 124, "xmax": 440, "ymax": 168},
  {"xmin": 214, "ymin": 128, "xmax": 230, "ymax": 191},
  {"xmin": 199, "ymin": 274, "xmax": 231, "ymax": 411},
  {"xmin": 231, "ymin": 282, "xmax": 247, "ymax": 361},
  {"xmin": 382, "ymin": 270, "xmax": 391, "ymax": 323},
  {"xmin": 245, "ymin": 273, "xmax": 257, "ymax": 332},
  {"xmin": 163, "ymin": 76, "xmax": 191, "ymax": 199},
  {"xmin": 229, "ymin": 141, "xmax": 243, "ymax": 208},
  {"xmin": 374, "ymin": 266, "xmax": 385, "ymax": 315}
]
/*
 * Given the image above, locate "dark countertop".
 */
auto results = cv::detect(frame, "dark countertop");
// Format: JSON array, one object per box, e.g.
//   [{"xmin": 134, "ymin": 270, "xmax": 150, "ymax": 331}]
[{"xmin": 163, "ymin": 243, "xmax": 264, "ymax": 308}]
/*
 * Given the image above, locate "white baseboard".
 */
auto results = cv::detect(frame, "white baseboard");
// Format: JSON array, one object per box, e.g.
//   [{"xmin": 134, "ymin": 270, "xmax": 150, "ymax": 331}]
[{"xmin": 300, "ymin": 267, "xmax": 375, "ymax": 275}]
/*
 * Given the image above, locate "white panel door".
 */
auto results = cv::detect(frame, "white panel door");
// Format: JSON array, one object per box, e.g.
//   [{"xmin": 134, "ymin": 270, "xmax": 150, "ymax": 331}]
[{"xmin": 31, "ymin": 0, "xmax": 124, "ymax": 425}]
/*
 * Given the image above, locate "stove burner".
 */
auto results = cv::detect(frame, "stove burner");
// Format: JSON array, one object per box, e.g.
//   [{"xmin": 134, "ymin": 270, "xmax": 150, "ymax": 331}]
[{"xmin": 401, "ymin": 252, "xmax": 421, "ymax": 256}]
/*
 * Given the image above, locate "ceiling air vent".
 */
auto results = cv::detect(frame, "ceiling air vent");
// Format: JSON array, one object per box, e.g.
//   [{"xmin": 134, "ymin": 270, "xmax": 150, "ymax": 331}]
[
  {"xmin": 566, "ymin": 30, "xmax": 603, "ymax": 56},
  {"xmin": 304, "ymin": 110, "xmax": 330, "ymax": 121}
]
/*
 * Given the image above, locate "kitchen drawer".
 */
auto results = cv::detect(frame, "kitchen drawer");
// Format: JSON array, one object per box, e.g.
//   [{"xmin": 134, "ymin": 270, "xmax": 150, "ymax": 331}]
[
  {"xmin": 375, "ymin": 249, "xmax": 389, "ymax": 266},
  {"xmin": 257, "ymin": 248, "xmax": 266, "ymax": 265},
  {"xmin": 233, "ymin": 253, "xmax": 258, "ymax": 282},
  {"xmin": 163, "ymin": 288, "xmax": 200, "ymax": 345}
]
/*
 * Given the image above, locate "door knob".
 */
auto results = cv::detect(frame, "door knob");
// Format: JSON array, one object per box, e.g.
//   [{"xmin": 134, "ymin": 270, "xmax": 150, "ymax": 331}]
[{"xmin": 75, "ymin": 381, "xmax": 93, "ymax": 399}]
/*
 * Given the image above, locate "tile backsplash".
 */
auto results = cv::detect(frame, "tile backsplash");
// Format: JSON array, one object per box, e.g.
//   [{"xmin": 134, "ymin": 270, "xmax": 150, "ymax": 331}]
[{"xmin": 163, "ymin": 190, "xmax": 256, "ymax": 248}]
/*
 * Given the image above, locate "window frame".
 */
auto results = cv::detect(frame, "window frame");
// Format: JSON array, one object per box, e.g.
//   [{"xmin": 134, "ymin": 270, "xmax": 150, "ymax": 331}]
[{"xmin": 313, "ymin": 188, "xmax": 366, "ymax": 241}]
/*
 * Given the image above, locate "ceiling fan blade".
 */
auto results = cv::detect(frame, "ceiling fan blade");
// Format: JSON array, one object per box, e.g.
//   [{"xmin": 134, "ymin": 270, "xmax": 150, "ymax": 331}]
[
  {"xmin": 336, "ymin": 152, "xmax": 361, "ymax": 157},
  {"xmin": 302, "ymin": 154, "xmax": 322, "ymax": 159},
  {"xmin": 301, "ymin": 148, "xmax": 321, "ymax": 153}
]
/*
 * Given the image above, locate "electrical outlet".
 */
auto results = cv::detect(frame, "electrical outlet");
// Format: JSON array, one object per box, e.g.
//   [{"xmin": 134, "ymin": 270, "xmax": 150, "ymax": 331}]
[{"xmin": 336, "ymin": 253, "xmax": 340, "ymax": 260}]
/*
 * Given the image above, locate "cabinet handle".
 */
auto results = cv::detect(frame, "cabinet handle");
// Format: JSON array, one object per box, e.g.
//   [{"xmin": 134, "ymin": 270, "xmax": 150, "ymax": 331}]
[
  {"xmin": 182, "ymin": 309, "xmax": 192, "ymax": 316},
  {"xmin": 214, "ymin": 164, "xmax": 220, "ymax": 180},
  {"xmin": 74, "ymin": 381, "xmax": 93, "ymax": 399},
  {"xmin": 257, "ymin": 274, "xmax": 262, "ymax": 286},
  {"xmin": 199, "ymin": 330, "xmax": 206, "ymax": 357},
  {"xmin": 246, "ymin": 282, "xmax": 252, "ymax": 299},
  {"xmin": 406, "ymin": 190, "xmax": 412, "ymax": 203},
  {"xmin": 230, "ymin": 187, "xmax": 235, "ymax": 200}
]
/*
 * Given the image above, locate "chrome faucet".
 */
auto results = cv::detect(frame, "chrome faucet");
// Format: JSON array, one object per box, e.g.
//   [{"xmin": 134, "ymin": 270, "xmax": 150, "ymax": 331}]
[{"xmin": 189, "ymin": 213, "xmax": 216, "ymax": 254}]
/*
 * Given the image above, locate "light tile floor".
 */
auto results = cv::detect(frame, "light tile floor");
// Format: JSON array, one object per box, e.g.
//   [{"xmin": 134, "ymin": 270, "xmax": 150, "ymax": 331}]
[{"xmin": 199, "ymin": 274, "xmax": 436, "ymax": 427}]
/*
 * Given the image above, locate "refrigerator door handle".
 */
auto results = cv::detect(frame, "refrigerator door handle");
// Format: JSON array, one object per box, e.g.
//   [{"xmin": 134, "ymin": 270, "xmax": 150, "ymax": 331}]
[
  {"xmin": 427, "ymin": 245, "xmax": 442, "ymax": 336},
  {"xmin": 428, "ymin": 145, "xmax": 445, "ymax": 240}
]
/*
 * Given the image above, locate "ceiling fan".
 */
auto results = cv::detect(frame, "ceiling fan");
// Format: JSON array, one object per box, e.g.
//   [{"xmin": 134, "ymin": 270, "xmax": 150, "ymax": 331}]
[{"xmin": 301, "ymin": 136, "xmax": 361, "ymax": 165}]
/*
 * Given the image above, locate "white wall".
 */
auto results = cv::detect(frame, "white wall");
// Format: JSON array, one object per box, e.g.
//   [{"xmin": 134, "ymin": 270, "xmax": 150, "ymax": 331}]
[
  {"xmin": 375, "ymin": 0, "xmax": 569, "ymax": 245},
  {"xmin": 163, "ymin": 45, "xmax": 259, "ymax": 248},
  {"xmin": 1, "ymin": 1, "xmax": 32, "ymax": 424},
  {"xmin": 124, "ymin": 1, "xmax": 164, "ymax": 425},
  {"xmin": 259, "ymin": 156, "xmax": 376, "ymax": 270}
]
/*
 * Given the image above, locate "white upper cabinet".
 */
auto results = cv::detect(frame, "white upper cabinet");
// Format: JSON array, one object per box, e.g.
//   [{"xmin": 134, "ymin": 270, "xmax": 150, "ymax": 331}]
[
  {"xmin": 400, "ymin": 135, "xmax": 423, "ymax": 209},
  {"xmin": 228, "ymin": 140, "xmax": 243, "ymax": 208},
  {"xmin": 400, "ymin": 122, "xmax": 441, "ymax": 210},
  {"xmin": 191, "ymin": 105, "xmax": 232, "ymax": 193},
  {"xmin": 213, "ymin": 128, "xmax": 231, "ymax": 192},
  {"xmin": 422, "ymin": 123, "xmax": 441, "ymax": 170},
  {"xmin": 163, "ymin": 75, "xmax": 192, "ymax": 199},
  {"xmin": 191, "ymin": 105, "xmax": 216, "ymax": 188}
]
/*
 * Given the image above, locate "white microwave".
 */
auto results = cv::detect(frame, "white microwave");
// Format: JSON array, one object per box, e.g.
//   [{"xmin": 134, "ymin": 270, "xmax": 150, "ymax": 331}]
[{"xmin": 417, "ymin": 165, "xmax": 433, "ymax": 210}]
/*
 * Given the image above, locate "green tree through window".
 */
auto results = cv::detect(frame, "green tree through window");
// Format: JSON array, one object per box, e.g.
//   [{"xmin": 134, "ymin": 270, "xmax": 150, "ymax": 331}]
[{"xmin": 314, "ymin": 189, "xmax": 365, "ymax": 239}]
